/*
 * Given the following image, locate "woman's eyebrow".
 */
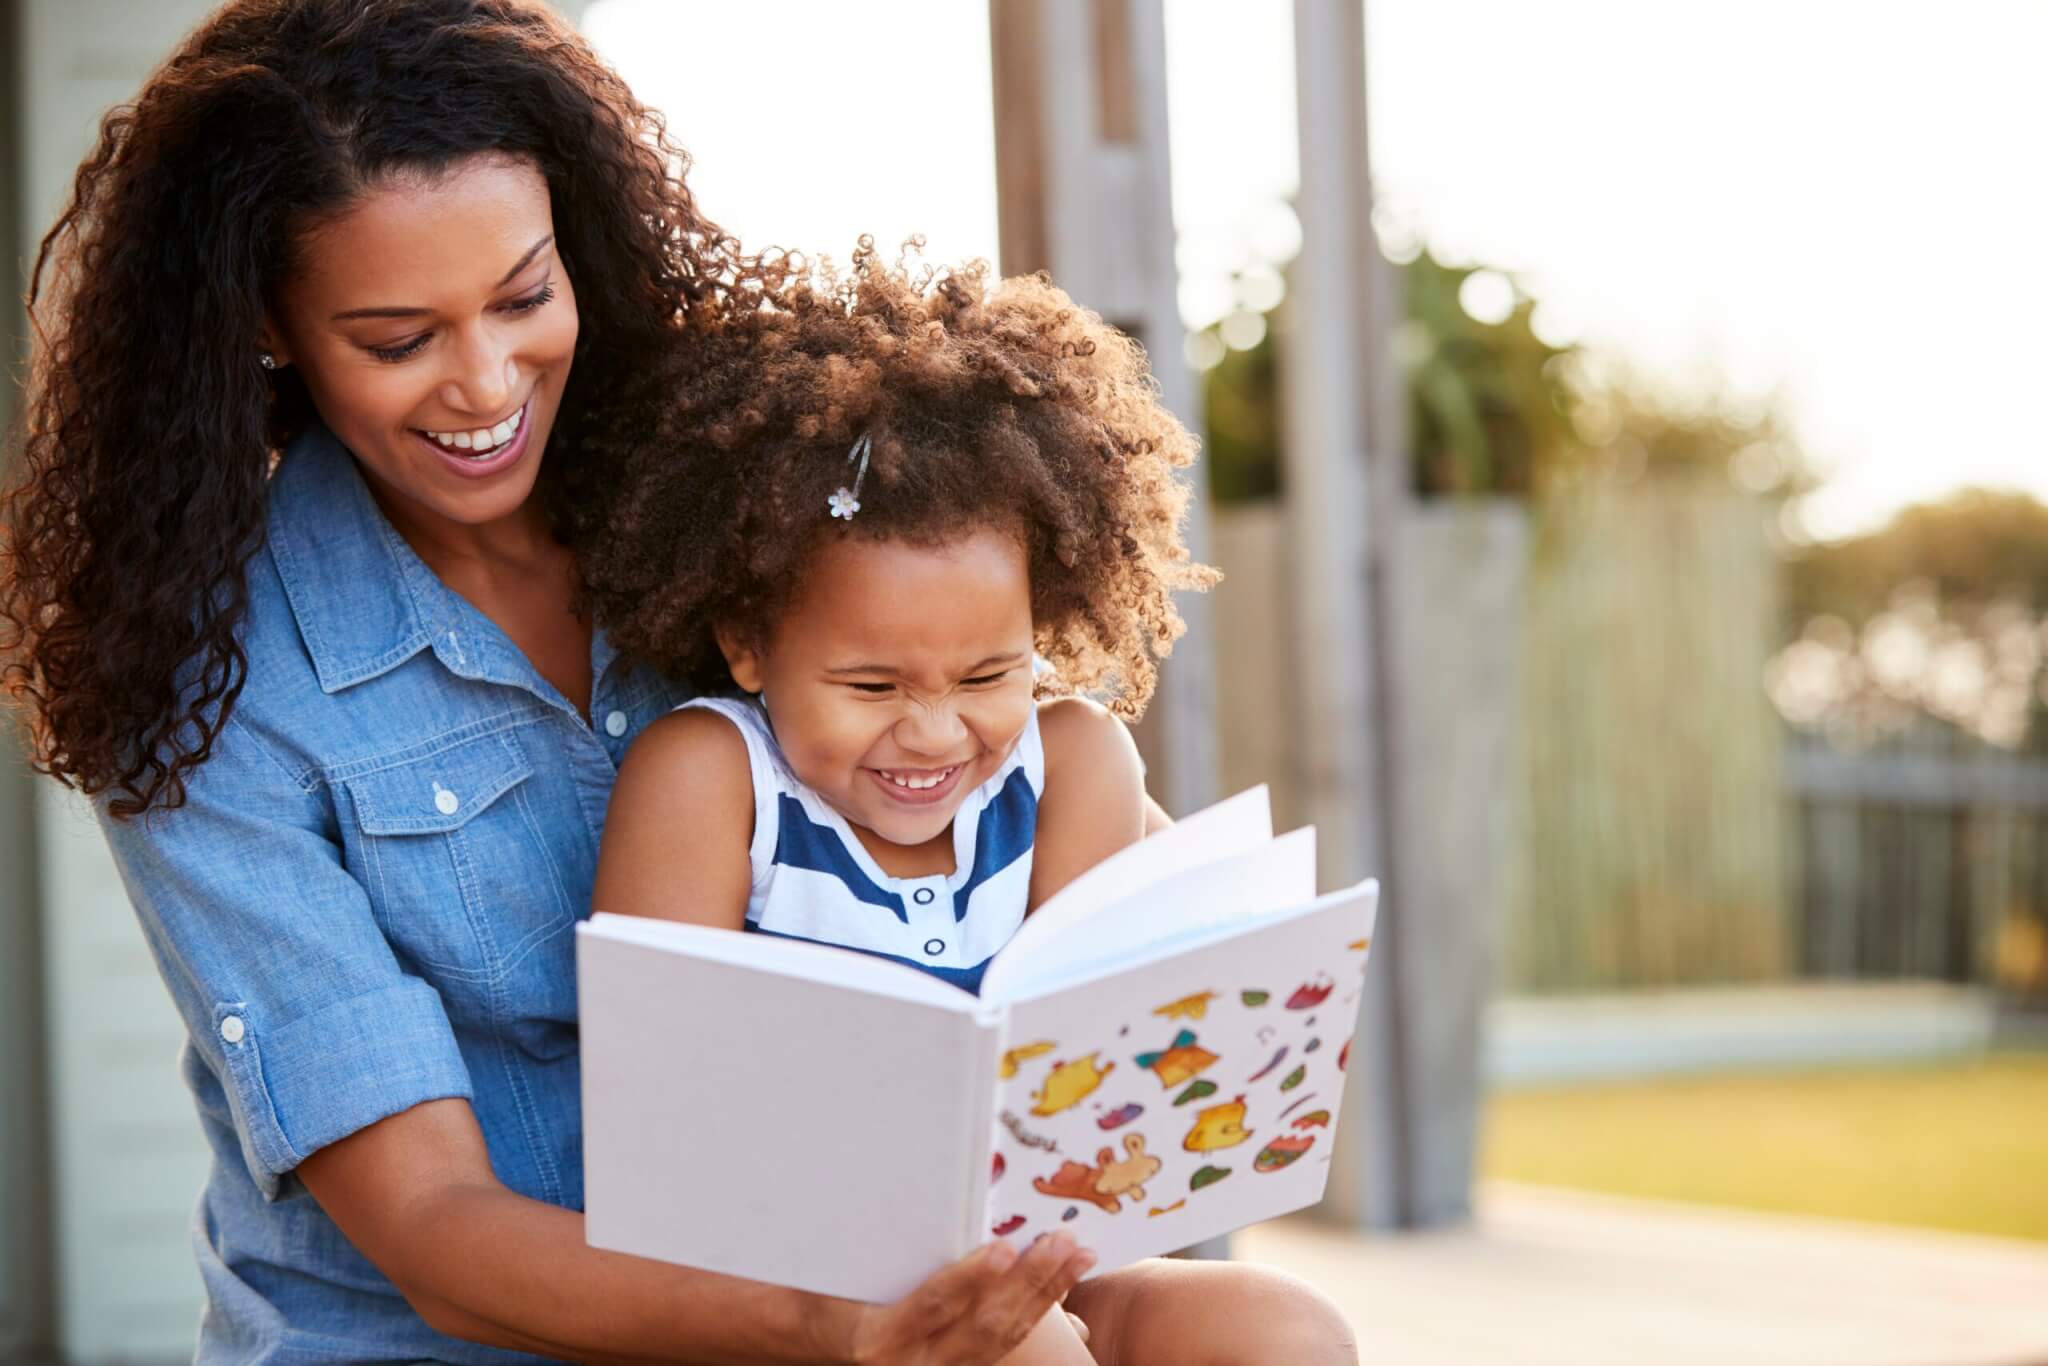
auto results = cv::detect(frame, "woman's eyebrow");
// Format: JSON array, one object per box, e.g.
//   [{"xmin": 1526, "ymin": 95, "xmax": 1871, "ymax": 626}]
[{"xmin": 328, "ymin": 235, "xmax": 555, "ymax": 321}]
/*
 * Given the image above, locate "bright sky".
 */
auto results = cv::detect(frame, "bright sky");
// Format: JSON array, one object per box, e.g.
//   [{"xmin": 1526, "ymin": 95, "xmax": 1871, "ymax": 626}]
[{"xmin": 581, "ymin": 0, "xmax": 2048, "ymax": 541}]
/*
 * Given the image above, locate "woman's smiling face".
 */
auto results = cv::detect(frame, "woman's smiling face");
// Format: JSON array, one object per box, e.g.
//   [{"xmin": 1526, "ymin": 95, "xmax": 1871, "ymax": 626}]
[{"xmin": 265, "ymin": 153, "xmax": 579, "ymax": 536}]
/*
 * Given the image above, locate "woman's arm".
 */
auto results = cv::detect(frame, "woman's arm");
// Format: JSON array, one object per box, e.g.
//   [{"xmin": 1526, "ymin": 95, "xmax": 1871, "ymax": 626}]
[
  {"xmin": 1028, "ymin": 698, "xmax": 1149, "ymax": 909},
  {"xmin": 298, "ymin": 1097, "xmax": 1094, "ymax": 1365}
]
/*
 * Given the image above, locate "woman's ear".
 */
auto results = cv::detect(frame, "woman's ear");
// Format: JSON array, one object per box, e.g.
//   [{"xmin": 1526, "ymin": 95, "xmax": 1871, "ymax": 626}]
[
  {"xmin": 716, "ymin": 625, "xmax": 765, "ymax": 695},
  {"xmin": 258, "ymin": 319, "xmax": 293, "ymax": 370}
]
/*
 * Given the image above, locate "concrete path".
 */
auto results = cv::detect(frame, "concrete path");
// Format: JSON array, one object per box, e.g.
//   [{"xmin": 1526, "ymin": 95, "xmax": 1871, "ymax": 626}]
[{"xmin": 1237, "ymin": 1182, "xmax": 2048, "ymax": 1366}]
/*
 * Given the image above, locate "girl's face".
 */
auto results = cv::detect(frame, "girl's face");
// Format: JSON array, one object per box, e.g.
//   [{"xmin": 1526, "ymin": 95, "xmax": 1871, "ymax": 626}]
[
  {"xmin": 264, "ymin": 153, "xmax": 579, "ymax": 541},
  {"xmin": 721, "ymin": 527, "xmax": 1038, "ymax": 852}
]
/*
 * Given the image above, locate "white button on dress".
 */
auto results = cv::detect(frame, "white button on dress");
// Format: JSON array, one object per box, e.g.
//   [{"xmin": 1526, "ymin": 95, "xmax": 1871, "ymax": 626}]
[
  {"xmin": 604, "ymin": 710, "xmax": 628, "ymax": 738},
  {"xmin": 219, "ymin": 1015, "xmax": 246, "ymax": 1044}
]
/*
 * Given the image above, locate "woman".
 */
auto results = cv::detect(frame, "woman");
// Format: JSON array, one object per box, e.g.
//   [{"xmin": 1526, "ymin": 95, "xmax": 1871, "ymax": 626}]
[{"xmin": 1, "ymin": 2, "xmax": 1354, "ymax": 1362}]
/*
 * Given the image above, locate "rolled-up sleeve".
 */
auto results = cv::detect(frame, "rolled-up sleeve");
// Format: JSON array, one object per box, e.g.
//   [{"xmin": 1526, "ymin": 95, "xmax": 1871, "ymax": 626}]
[{"xmin": 100, "ymin": 711, "xmax": 472, "ymax": 1199}]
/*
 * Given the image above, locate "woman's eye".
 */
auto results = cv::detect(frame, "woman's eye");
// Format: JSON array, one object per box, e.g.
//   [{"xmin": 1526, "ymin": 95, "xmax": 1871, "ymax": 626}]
[
  {"xmin": 368, "ymin": 334, "xmax": 431, "ymax": 363},
  {"xmin": 505, "ymin": 282, "xmax": 556, "ymax": 314}
]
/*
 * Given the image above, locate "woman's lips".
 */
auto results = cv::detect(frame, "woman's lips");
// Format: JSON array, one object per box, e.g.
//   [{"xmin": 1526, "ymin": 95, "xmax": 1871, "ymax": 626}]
[{"xmin": 409, "ymin": 395, "xmax": 535, "ymax": 480}]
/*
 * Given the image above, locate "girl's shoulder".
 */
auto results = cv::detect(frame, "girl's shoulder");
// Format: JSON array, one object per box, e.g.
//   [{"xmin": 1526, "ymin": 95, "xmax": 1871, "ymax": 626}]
[{"xmin": 1034, "ymin": 695, "xmax": 1139, "ymax": 781}]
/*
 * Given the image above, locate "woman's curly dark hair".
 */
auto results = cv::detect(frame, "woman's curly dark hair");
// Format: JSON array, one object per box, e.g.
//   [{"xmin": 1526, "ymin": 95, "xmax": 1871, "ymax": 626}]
[
  {"xmin": 571, "ymin": 240, "xmax": 1218, "ymax": 718},
  {"xmin": 0, "ymin": 0, "xmax": 745, "ymax": 817}
]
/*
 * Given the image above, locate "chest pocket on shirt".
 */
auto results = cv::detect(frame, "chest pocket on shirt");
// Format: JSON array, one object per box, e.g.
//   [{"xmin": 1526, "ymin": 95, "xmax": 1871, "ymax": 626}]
[{"xmin": 340, "ymin": 727, "xmax": 575, "ymax": 998}]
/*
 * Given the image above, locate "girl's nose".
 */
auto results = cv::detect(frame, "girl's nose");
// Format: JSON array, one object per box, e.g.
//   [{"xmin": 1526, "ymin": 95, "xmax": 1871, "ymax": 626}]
[
  {"xmin": 442, "ymin": 331, "xmax": 517, "ymax": 418},
  {"xmin": 895, "ymin": 703, "xmax": 968, "ymax": 756}
]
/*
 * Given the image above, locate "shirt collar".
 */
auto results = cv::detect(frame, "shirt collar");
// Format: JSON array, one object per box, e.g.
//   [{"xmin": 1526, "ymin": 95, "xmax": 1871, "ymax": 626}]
[{"xmin": 266, "ymin": 423, "xmax": 455, "ymax": 694}]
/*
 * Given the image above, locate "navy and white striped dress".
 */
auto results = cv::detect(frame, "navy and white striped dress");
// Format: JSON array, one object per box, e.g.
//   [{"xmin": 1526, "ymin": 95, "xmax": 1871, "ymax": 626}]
[{"xmin": 676, "ymin": 696, "xmax": 1044, "ymax": 994}]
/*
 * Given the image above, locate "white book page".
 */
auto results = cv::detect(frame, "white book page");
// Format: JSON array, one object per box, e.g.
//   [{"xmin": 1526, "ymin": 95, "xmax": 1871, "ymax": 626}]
[
  {"xmin": 578, "ymin": 921, "xmax": 998, "ymax": 1302},
  {"xmin": 983, "ymin": 883, "xmax": 1378, "ymax": 1273},
  {"xmin": 584, "ymin": 913, "xmax": 978, "ymax": 1011},
  {"xmin": 978, "ymin": 787, "xmax": 1276, "ymax": 1001},
  {"xmin": 981, "ymin": 827, "xmax": 1316, "ymax": 1004}
]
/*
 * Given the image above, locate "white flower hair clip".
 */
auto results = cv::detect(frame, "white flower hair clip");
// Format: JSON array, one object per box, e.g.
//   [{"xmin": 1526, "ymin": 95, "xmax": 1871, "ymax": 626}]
[{"xmin": 829, "ymin": 431, "xmax": 872, "ymax": 520}]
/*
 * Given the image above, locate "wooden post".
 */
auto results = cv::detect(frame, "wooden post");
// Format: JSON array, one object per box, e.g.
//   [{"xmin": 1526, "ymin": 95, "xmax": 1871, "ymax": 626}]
[
  {"xmin": 1282, "ymin": 0, "xmax": 1411, "ymax": 1230},
  {"xmin": 988, "ymin": 0, "xmax": 1221, "ymax": 820}
]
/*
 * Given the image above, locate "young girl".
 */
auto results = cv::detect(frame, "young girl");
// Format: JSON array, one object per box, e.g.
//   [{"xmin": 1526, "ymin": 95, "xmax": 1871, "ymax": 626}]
[{"xmin": 578, "ymin": 245, "xmax": 1357, "ymax": 1365}]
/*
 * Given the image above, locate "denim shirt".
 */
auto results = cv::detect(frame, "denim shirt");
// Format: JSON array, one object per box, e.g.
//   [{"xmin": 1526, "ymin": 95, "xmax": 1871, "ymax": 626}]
[{"xmin": 97, "ymin": 423, "xmax": 689, "ymax": 1363}]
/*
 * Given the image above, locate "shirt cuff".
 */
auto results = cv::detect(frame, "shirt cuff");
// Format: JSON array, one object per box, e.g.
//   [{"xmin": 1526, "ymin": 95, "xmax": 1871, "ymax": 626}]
[{"xmin": 212, "ymin": 977, "xmax": 473, "ymax": 1200}]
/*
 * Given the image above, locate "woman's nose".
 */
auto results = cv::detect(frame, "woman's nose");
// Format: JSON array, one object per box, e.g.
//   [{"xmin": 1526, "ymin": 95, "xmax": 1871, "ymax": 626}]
[{"xmin": 441, "ymin": 329, "xmax": 517, "ymax": 418}]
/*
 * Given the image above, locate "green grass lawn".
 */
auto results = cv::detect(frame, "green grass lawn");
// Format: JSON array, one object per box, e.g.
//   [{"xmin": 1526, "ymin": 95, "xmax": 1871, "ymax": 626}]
[{"xmin": 1479, "ymin": 1050, "xmax": 2048, "ymax": 1242}]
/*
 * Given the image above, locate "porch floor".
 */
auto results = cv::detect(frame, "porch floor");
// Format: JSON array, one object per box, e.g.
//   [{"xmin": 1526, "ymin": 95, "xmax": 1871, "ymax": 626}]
[{"xmin": 1237, "ymin": 1181, "xmax": 2048, "ymax": 1366}]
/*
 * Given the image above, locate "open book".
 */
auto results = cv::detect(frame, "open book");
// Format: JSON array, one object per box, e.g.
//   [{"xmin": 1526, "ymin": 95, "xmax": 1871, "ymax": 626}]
[{"xmin": 578, "ymin": 787, "xmax": 1379, "ymax": 1303}]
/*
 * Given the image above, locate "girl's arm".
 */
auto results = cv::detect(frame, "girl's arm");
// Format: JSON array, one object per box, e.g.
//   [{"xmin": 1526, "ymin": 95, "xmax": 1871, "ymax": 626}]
[
  {"xmin": 590, "ymin": 707, "xmax": 756, "ymax": 928},
  {"xmin": 1027, "ymin": 697, "xmax": 1150, "ymax": 909}
]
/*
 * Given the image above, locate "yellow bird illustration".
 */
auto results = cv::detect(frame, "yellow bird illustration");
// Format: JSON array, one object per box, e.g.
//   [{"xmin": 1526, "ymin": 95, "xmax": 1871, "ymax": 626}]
[
  {"xmin": 1151, "ymin": 990, "xmax": 1218, "ymax": 1021},
  {"xmin": 1030, "ymin": 1052, "xmax": 1115, "ymax": 1116},
  {"xmin": 1182, "ymin": 1096, "xmax": 1253, "ymax": 1152},
  {"xmin": 1000, "ymin": 1041, "xmax": 1056, "ymax": 1080}
]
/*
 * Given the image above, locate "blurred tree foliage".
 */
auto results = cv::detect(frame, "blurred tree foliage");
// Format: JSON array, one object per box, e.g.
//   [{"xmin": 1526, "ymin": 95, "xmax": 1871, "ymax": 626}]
[
  {"xmin": 1199, "ymin": 249, "xmax": 1802, "ymax": 502},
  {"xmin": 1772, "ymin": 490, "xmax": 2048, "ymax": 751}
]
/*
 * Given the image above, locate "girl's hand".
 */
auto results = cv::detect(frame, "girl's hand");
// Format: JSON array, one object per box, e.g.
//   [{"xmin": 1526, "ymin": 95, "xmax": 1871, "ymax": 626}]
[{"xmin": 840, "ymin": 1234, "xmax": 1096, "ymax": 1365}]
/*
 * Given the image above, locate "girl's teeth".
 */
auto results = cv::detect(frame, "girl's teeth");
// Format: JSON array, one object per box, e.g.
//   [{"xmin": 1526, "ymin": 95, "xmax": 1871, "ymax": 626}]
[
  {"xmin": 452, "ymin": 431, "xmax": 474, "ymax": 450},
  {"xmin": 425, "ymin": 403, "xmax": 526, "ymax": 454},
  {"xmin": 886, "ymin": 767, "xmax": 953, "ymax": 790}
]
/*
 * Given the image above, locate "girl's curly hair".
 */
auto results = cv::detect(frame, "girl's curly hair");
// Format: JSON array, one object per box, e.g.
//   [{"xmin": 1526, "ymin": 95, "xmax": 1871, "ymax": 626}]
[
  {"xmin": 571, "ymin": 240, "xmax": 1218, "ymax": 718},
  {"xmin": 1, "ymin": 0, "xmax": 743, "ymax": 817}
]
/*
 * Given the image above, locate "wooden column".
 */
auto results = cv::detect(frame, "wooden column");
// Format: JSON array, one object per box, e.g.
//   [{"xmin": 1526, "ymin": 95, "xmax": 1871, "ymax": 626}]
[
  {"xmin": 1282, "ymin": 0, "xmax": 1411, "ymax": 1230},
  {"xmin": 988, "ymin": 0, "xmax": 1221, "ymax": 821}
]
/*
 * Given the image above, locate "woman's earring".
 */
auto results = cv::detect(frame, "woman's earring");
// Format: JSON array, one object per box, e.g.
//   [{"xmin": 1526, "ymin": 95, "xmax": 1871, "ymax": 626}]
[{"xmin": 258, "ymin": 350, "xmax": 278, "ymax": 371}]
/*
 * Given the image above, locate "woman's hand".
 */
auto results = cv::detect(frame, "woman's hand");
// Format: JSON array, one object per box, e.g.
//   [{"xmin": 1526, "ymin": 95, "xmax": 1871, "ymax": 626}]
[{"xmin": 840, "ymin": 1234, "xmax": 1096, "ymax": 1365}]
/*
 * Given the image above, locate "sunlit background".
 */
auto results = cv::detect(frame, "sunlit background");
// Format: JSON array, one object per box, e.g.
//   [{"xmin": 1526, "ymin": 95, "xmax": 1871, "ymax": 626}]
[{"xmin": 6, "ymin": 2, "xmax": 2048, "ymax": 1362}]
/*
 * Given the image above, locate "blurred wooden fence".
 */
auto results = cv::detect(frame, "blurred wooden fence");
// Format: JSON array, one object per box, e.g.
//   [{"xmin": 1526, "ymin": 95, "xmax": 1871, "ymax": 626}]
[
  {"xmin": 1506, "ymin": 479, "xmax": 1787, "ymax": 993},
  {"xmin": 1789, "ymin": 728, "xmax": 2048, "ymax": 993}
]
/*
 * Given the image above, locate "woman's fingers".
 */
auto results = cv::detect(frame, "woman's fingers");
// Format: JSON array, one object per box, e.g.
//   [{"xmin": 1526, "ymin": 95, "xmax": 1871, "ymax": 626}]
[{"xmin": 933, "ymin": 1234, "xmax": 1096, "ymax": 1363}]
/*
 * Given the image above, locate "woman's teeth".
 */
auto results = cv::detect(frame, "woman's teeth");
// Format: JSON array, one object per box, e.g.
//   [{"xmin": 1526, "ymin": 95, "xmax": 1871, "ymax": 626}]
[
  {"xmin": 423, "ymin": 404, "xmax": 523, "ymax": 456},
  {"xmin": 880, "ymin": 766, "xmax": 956, "ymax": 791}
]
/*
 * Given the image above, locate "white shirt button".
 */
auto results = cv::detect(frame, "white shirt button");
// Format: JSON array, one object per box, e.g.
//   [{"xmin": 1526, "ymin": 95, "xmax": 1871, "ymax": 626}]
[
  {"xmin": 219, "ymin": 1015, "xmax": 246, "ymax": 1045},
  {"xmin": 434, "ymin": 787, "xmax": 460, "ymax": 816},
  {"xmin": 605, "ymin": 710, "xmax": 629, "ymax": 738},
  {"xmin": 924, "ymin": 938, "xmax": 946, "ymax": 956}
]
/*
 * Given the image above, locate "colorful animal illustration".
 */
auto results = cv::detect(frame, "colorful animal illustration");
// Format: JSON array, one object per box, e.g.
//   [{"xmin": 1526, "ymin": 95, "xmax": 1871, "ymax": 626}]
[
  {"xmin": 1183, "ymin": 1096, "xmax": 1253, "ymax": 1152},
  {"xmin": 1254, "ymin": 1134, "xmax": 1316, "ymax": 1172},
  {"xmin": 1291, "ymin": 1110, "xmax": 1332, "ymax": 1129},
  {"xmin": 1280, "ymin": 1065, "xmax": 1307, "ymax": 1092},
  {"xmin": 1097, "ymin": 1102, "xmax": 1145, "ymax": 1130},
  {"xmin": 1286, "ymin": 977, "xmax": 1334, "ymax": 1010},
  {"xmin": 1245, "ymin": 1045, "xmax": 1289, "ymax": 1083},
  {"xmin": 1189, "ymin": 1165, "xmax": 1232, "ymax": 1190},
  {"xmin": 1092, "ymin": 1133, "xmax": 1163, "ymax": 1205},
  {"xmin": 992, "ymin": 1214, "xmax": 1025, "ymax": 1236},
  {"xmin": 1136, "ymin": 1028, "xmax": 1218, "ymax": 1089},
  {"xmin": 1001, "ymin": 1041, "xmax": 1056, "ymax": 1079},
  {"xmin": 1148, "ymin": 1200, "xmax": 1187, "ymax": 1217},
  {"xmin": 1172, "ymin": 1079, "xmax": 1218, "ymax": 1106},
  {"xmin": 1152, "ymin": 990, "xmax": 1218, "ymax": 1021},
  {"xmin": 1032, "ymin": 1158, "xmax": 1123, "ymax": 1215},
  {"xmin": 1031, "ymin": 1052, "xmax": 1114, "ymax": 1116},
  {"xmin": 1241, "ymin": 990, "xmax": 1270, "ymax": 1007}
]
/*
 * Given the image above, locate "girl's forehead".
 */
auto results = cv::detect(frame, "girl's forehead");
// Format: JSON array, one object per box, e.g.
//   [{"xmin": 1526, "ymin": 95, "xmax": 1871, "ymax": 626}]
[{"xmin": 784, "ymin": 529, "xmax": 1033, "ymax": 660}]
